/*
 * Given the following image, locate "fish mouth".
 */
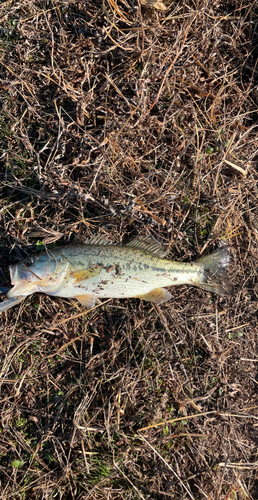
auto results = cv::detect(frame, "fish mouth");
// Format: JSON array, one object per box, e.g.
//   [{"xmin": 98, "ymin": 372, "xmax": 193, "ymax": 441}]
[{"xmin": 8, "ymin": 264, "xmax": 41, "ymax": 298}]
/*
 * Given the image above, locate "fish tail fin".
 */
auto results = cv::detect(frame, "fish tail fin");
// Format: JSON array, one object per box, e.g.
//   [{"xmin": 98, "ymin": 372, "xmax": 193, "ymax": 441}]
[{"xmin": 196, "ymin": 247, "xmax": 231, "ymax": 296}]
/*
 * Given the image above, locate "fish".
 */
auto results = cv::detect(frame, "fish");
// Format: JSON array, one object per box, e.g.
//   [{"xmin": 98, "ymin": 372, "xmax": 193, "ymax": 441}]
[{"xmin": 0, "ymin": 235, "xmax": 230, "ymax": 313}]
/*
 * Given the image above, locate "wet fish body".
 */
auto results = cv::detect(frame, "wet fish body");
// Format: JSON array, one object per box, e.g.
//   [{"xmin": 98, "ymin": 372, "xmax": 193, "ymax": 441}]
[{"xmin": 0, "ymin": 236, "xmax": 230, "ymax": 312}]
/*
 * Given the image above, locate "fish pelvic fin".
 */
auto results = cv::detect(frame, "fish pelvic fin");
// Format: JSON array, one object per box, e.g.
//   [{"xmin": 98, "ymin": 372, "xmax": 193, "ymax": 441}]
[
  {"xmin": 196, "ymin": 247, "xmax": 231, "ymax": 296},
  {"xmin": 75, "ymin": 293, "xmax": 101, "ymax": 308},
  {"xmin": 138, "ymin": 287, "xmax": 172, "ymax": 304}
]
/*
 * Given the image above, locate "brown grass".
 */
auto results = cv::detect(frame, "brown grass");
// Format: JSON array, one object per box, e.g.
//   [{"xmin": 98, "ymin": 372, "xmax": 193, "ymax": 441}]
[{"xmin": 0, "ymin": 0, "xmax": 258, "ymax": 498}]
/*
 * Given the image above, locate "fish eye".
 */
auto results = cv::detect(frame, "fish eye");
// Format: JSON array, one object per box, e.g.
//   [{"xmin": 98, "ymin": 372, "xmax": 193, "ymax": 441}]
[{"xmin": 24, "ymin": 259, "xmax": 33, "ymax": 267}]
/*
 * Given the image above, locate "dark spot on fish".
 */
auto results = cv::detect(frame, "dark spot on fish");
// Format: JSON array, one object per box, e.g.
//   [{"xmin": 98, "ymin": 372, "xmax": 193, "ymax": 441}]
[
  {"xmin": 143, "ymin": 264, "xmax": 149, "ymax": 270},
  {"xmin": 101, "ymin": 280, "xmax": 108, "ymax": 285},
  {"xmin": 133, "ymin": 265, "xmax": 137, "ymax": 271},
  {"xmin": 173, "ymin": 277, "xmax": 178, "ymax": 281},
  {"xmin": 115, "ymin": 264, "xmax": 121, "ymax": 276}
]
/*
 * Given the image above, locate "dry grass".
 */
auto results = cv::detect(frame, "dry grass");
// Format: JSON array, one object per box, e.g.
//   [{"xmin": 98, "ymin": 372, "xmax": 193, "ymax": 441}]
[{"xmin": 0, "ymin": 0, "xmax": 258, "ymax": 498}]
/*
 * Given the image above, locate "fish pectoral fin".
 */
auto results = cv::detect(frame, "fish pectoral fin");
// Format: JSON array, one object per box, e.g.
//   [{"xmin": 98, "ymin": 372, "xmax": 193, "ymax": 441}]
[
  {"xmin": 75, "ymin": 293, "xmax": 99, "ymax": 308},
  {"xmin": 138, "ymin": 287, "xmax": 172, "ymax": 304},
  {"xmin": 71, "ymin": 266, "xmax": 103, "ymax": 283}
]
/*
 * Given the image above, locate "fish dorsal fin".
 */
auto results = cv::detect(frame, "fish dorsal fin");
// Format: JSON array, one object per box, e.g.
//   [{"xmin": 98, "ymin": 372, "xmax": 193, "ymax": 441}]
[
  {"xmin": 125, "ymin": 236, "xmax": 167, "ymax": 258},
  {"xmin": 85, "ymin": 235, "xmax": 114, "ymax": 246}
]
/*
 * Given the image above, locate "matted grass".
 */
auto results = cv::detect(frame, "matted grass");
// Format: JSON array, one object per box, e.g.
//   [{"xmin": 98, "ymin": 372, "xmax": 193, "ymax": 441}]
[{"xmin": 0, "ymin": 0, "xmax": 258, "ymax": 498}]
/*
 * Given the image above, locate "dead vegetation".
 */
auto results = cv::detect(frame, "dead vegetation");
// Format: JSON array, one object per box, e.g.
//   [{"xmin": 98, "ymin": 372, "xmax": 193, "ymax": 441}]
[{"xmin": 0, "ymin": 0, "xmax": 258, "ymax": 498}]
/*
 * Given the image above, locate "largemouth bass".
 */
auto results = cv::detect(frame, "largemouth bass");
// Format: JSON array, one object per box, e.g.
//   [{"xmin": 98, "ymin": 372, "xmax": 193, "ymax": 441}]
[{"xmin": 0, "ymin": 235, "xmax": 230, "ymax": 313}]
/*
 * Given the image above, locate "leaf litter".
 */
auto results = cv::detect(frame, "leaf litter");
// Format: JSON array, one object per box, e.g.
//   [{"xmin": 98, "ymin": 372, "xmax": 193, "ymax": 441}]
[{"xmin": 0, "ymin": 0, "xmax": 258, "ymax": 498}]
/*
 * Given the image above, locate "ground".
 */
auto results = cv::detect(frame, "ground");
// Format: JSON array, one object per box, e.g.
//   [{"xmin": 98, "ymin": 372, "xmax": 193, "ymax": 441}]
[{"xmin": 0, "ymin": 0, "xmax": 258, "ymax": 499}]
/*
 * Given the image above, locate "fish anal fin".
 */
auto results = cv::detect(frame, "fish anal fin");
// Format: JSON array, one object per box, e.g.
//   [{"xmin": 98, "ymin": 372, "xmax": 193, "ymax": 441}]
[
  {"xmin": 75, "ymin": 294, "xmax": 97, "ymax": 308},
  {"xmin": 126, "ymin": 236, "xmax": 167, "ymax": 258},
  {"xmin": 138, "ymin": 287, "xmax": 172, "ymax": 304},
  {"xmin": 71, "ymin": 265, "xmax": 103, "ymax": 283}
]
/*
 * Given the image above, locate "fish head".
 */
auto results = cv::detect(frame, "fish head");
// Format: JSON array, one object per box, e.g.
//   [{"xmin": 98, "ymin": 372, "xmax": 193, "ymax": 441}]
[{"xmin": 7, "ymin": 252, "xmax": 69, "ymax": 298}]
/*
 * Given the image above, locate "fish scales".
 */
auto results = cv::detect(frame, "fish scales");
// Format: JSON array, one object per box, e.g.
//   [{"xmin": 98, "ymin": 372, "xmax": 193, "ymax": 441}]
[
  {"xmin": 53, "ymin": 244, "xmax": 203, "ymax": 299},
  {"xmin": 0, "ymin": 236, "xmax": 230, "ymax": 312}
]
